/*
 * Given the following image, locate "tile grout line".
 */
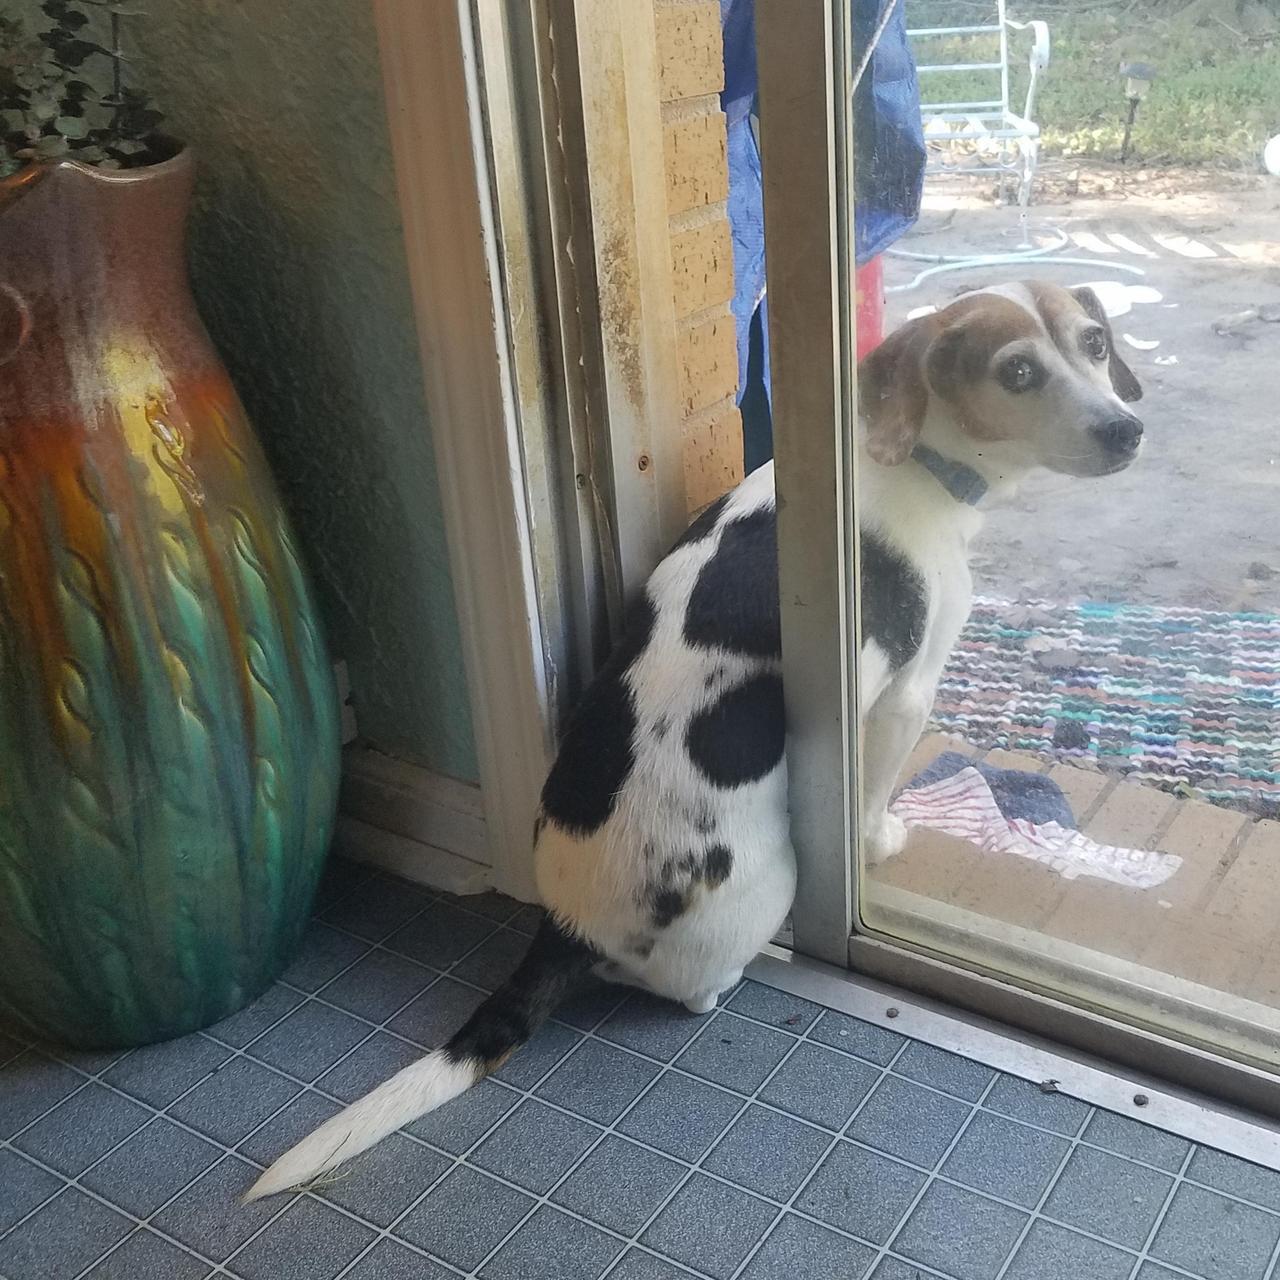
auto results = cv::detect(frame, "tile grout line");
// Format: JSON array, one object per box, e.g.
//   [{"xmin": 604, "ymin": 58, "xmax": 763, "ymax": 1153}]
[
  {"xmin": 869, "ymin": 1072, "xmax": 1007, "ymax": 1278},
  {"xmin": 3, "ymin": 1010, "xmax": 1263, "ymax": 1280},
  {"xmin": 0, "ymin": 870, "xmax": 404, "ymax": 1279},
  {"xmin": 328, "ymin": 1032, "xmax": 612, "ymax": 1280},
  {"xmin": 1264, "ymin": 1216, "xmax": 1280, "ymax": 1280},
  {"xmin": 7, "ymin": 1140, "xmax": 240, "ymax": 1280},
  {"xmin": 462, "ymin": 986, "xmax": 773, "ymax": 1280},
  {"xmin": 990, "ymin": 1101, "xmax": 1102, "ymax": 1280},
  {"xmin": 0, "ymin": 870, "xmax": 427, "ymax": 1276},
  {"xmin": 213, "ymin": 904, "xmax": 1280, "ymax": 1216},
  {"xmin": 5, "ymin": 869, "xmax": 1274, "ymax": 1280},
  {"xmin": 211, "ymin": 902, "xmax": 545, "ymax": 1278},
  {"xmin": 1126, "ymin": 1143, "xmax": 1198, "ymax": 1280},
  {"xmin": 581, "ymin": 1001, "xmax": 822, "ymax": 1280},
  {"xmin": 6, "ymin": 994, "xmax": 1255, "ymax": 1280},
  {"xmin": 719, "ymin": 1034, "xmax": 914, "ymax": 1280},
  {"xmin": 327, "ymin": 974, "xmax": 673, "ymax": 1280}
]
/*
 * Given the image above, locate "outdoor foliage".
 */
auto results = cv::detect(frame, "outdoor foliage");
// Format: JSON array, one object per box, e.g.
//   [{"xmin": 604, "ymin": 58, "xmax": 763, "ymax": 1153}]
[
  {"xmin": 910, "ymin": 0, "xmax": 1280, "ymax": 167},
  {"xmin": 0, "ymin": 0, "xmax": 164, "ymax": 178}
]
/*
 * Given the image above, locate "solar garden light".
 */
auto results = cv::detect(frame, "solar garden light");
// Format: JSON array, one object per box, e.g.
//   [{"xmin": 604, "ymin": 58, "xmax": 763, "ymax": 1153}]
[{"xmin": 1119, "ymin": 62, "xmax": 1156, "ymax": 166}]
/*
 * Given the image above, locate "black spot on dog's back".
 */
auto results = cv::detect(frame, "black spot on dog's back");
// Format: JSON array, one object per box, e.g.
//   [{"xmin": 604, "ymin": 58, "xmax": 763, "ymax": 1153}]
[
  {"xmin": 629, "ymin": 934, "xmax": 655, "ymax": 960},
  {"xmin": 650, "ymin": 888, "xmax": 688, "ymax": 928},
  {"xmin": 641, "ymin": 842, "xmax": 735, "ymax": 929},
  {"xmin": 703, "ymin": 844, "xmax": 733, "ymax": 887},
  {"xmin": 860, "ymin": 531, "xmax": 927, "ymax": 670},
  {"xmin": 671, "ymin": 493, "xmax": 730, "ymax": 551},
  {"xmin": 684, "ymin": 509, "xmax": 781, "ymax": 658},
  {"xmin": 686, "ymin": 673, "xmax": 785, "ymax": 788},
  {"xmin": 541, "ymin": 591, "xmax": 657, "ymax": 835}
]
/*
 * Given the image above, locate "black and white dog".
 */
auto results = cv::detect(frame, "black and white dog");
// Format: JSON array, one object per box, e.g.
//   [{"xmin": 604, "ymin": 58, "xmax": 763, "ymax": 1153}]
[{"xmin": 248, "ymin": 281, "xmax": 1143, "ymax": 1200}]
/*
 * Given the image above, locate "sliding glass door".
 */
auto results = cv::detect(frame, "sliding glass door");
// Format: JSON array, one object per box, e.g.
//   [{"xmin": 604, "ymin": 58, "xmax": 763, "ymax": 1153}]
[{"xmin": 757, "ymin": 0, "xmax": 1280, "ymax": 1114}]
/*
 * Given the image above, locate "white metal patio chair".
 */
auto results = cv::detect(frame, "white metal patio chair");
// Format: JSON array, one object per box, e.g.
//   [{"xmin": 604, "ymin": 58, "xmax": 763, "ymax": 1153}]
[
  {"xmin": 907, "ymin": 0, "xmax": 1051, "ymax": 226},
  {"xmin": 887, "ymin": 1, "xmax": 1147, "ymax": 290}
]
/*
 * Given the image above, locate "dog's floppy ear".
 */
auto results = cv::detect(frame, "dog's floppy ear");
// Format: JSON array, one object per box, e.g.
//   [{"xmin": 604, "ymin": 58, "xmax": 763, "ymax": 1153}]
[
  {"xmin": 1071, "ymin": 286, "xmax": 1143, "ymax": 403},
  {"xmin": 858, "ymin": 313, "xmax": 942, "ymax": 465}
]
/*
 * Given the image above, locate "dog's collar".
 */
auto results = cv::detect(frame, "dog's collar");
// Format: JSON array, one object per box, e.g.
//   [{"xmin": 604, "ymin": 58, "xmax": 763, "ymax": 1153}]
[{"xmin": 910, "ymin": 444, "xmax": 989, "ymax": 506}]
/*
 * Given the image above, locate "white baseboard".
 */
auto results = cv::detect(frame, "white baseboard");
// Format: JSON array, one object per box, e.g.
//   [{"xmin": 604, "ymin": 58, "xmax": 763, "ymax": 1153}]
[
  {"xmin": 334, "ymin": 816, "xmax": 492, "ymax": 897},
  {"xmin": 337, "ymin": 745, "xmax": 512, "ymax": 897}
]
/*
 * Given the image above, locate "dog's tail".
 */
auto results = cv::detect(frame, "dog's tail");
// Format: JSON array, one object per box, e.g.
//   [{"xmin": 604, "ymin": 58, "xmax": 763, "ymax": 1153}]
[{"xmin": 244, "ymin": 915, "xmax": 596, "ymax": 1202}]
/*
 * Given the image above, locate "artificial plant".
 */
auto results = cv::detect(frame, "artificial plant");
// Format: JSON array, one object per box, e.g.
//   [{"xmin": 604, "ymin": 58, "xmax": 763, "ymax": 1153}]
[{"xmin": 1, "ymin": 0, "xmax": 163, "ymax": 177}]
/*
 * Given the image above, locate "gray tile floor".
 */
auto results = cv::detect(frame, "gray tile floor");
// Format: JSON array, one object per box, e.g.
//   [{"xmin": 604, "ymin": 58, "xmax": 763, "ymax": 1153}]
[{"xmin": 4, "ymin": 858, "xmax": 1280, "ymax": 1280}]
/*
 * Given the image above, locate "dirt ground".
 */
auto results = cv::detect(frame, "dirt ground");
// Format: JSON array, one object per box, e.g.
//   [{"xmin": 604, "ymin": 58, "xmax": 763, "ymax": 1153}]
[{"xmin": 882, "ymin": 165, "xmax": 1280, "ymax": 613}]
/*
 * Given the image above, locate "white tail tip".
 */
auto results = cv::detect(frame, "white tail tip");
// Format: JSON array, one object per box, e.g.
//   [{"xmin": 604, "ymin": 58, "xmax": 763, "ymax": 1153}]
[{"xmin": 243, "ymin": 1050, "xmax": 477, "ymax": 1202}]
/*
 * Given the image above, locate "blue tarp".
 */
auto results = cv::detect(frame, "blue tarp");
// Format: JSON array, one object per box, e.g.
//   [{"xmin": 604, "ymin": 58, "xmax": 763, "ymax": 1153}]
[{"xmin": 721, "ymin": 0, "xmax": 926, "ymax": 400}]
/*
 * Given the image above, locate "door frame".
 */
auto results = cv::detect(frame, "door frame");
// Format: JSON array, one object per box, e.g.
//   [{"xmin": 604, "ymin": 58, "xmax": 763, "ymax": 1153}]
[
  {"xmin": 755, "ymin": 0, "xmax": 859, "ymax": 968},
  {"xmin": 371, "ymin": 0, "xmax": 692, "ymax": 901},
  {"xmin": 373, "ymin": 0, "xmax": 554, "ymax": 902}
]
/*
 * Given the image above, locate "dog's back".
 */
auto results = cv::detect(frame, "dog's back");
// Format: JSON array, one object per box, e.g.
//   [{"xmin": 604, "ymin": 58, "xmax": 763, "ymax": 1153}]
[{"xmin": 534, "ymin": 460, "xmax": 795, "ymax": 1008}]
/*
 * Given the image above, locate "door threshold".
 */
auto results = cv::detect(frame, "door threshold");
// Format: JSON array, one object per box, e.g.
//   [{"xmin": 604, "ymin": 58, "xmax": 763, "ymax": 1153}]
[{"xmin": 746, "ymin": 943, "xmax": 1280, "ymax": 1173}]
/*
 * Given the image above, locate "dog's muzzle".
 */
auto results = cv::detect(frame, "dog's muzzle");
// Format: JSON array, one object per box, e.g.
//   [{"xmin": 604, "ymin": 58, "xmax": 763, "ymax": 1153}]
[{"xmin": 1090, "ymin": 413, "xmax": 1144, "ymax": 461}]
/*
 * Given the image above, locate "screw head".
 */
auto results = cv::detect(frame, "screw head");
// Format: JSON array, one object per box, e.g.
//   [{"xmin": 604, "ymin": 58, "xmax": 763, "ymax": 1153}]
[
  {"xmin": 637, "ymin": 453, "xmax": 651, "ymax": 472},
  {"xmin": 1134, "ymin": 1093, "xmax": 1150, "ymax": 1108},
  {"xmin": 885, "ymin": 1007, "xmax": 900, "ymax": 1020}
]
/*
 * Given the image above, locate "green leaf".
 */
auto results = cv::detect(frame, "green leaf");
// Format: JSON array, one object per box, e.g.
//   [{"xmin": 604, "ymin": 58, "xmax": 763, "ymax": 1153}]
[
  {"xmin": 72, "ymin": 64, "xmax": 111, "ymax": 97},
  {"xmin": 54, "ymin": 114, "xmax": 88, "ymax": 138},
  {"xmin": 31, "ymin": 92, "xmax": 60, "ymax": 121},
  {"xmin": 44, "ymin": 36, "xmax": 101, "ymax": 69}
]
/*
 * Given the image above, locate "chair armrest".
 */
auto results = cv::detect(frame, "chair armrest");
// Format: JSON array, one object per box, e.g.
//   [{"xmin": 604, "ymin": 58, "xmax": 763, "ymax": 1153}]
[
  {"xmin": 1006, "ymin": 18, "xmax": 1051, "ymax": 69},
  {"xmin": 1005, "ymin": 19, "xmax": 1051, "ymax": 122}
]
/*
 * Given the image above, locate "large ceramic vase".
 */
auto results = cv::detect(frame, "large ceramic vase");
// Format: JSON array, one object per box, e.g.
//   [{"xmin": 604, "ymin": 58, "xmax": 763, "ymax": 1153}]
[{"xmin": 0, "ymin": 150, "xmax": 341, "ymax": 1048}]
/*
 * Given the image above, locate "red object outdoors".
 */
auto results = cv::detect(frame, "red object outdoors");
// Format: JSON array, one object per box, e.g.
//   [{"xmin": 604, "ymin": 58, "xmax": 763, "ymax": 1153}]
[{"xmin": 855, "ymin": 256, "xmax": 885, "ymax": 360}]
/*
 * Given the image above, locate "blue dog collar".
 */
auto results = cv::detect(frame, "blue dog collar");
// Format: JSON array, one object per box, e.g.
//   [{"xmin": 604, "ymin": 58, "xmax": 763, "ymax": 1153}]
[{"xmin": 910, "ymin": 444, "xmax": 989, "ymax": 507}]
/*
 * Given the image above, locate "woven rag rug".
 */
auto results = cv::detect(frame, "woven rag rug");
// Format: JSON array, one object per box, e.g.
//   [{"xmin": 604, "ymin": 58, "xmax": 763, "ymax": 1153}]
[{"xmin": 930, "ymin": 597, "xmax": 1280, "ymax": 820}]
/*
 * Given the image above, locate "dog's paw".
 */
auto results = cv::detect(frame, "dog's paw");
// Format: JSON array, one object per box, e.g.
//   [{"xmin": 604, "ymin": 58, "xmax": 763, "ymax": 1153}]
[
  {"xmin": 684, "ymin": 991, "xmax": 718, "ymax": 1015},
  {"xmin": 863, "ymin": 811, "xmax": 909, "ymax": 866}
]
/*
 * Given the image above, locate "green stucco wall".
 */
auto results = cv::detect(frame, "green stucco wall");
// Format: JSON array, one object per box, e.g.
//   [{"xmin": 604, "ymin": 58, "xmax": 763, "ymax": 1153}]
[{"xmin": 130, "ymin": 2, "xmax": 479, "ymax": 781}]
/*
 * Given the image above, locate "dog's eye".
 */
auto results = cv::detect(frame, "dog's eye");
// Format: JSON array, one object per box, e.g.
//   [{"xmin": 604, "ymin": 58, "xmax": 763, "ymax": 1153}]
[
  {"xmin": 998, "ymin": 356, "xmax": 1041, "ymax": 394},
  {"xmin": 1082, "ymin": 327, "xmax": 1109, "ymax": 361}
]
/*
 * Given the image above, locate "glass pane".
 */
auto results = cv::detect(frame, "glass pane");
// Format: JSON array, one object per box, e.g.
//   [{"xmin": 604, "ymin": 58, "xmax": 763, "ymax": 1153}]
[{"xmin": 853, "ymin": 0, "xmax": 1280, "ymax": 1068}]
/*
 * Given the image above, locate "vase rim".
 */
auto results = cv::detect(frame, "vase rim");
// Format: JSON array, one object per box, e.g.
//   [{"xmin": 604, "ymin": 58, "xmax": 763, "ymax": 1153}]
[{"xmin": 1, "ymin": 139, "xmax": 191, "ymax": 193}]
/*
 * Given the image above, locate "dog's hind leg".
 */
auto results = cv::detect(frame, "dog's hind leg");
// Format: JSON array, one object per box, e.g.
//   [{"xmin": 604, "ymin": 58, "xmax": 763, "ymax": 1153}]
[{"xmin": 683, "ymin": 966, "xmax": 744, "ymax": 1015}]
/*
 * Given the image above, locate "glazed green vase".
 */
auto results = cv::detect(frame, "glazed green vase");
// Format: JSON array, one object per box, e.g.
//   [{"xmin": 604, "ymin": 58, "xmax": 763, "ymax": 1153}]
[{"xmin": 0, "ymin": 149, "xmax": 341, "ymax": 1048}]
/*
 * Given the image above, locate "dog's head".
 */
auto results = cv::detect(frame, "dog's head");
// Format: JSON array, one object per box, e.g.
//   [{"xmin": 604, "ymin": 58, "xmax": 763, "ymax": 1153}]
[{"xmin": 859, "ymin": 281, "xmax": 1144, "ymax": 479}]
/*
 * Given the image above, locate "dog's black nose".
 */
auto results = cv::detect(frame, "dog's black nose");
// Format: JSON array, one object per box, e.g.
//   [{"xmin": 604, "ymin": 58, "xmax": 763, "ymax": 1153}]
[{"xmin": 1092, "ymin": 415, "xmax": 1144, "ymax": 456}]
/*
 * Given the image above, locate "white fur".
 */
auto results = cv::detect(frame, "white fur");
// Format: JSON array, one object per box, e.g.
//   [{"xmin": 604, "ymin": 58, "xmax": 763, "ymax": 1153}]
[{"xmin": 243, "ymin": 1052, "xmax": 475, "ymax": 1202}]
